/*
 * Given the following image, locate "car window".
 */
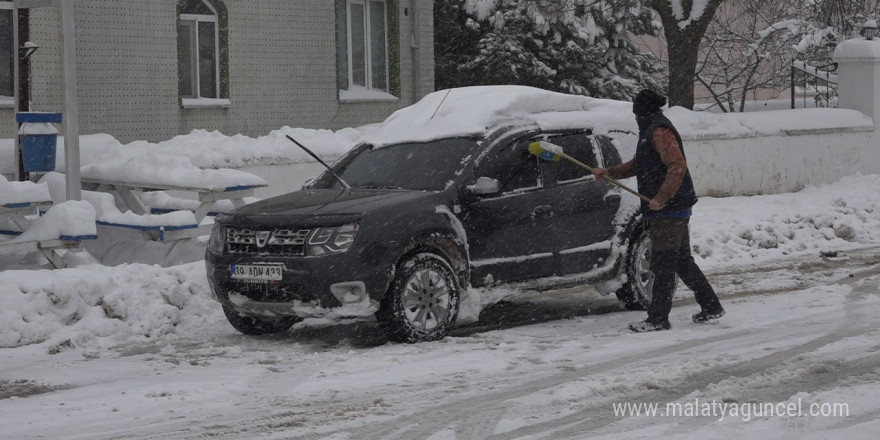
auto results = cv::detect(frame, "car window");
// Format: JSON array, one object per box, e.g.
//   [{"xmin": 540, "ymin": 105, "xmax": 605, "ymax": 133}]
[
  {"xmin": 313, "ymin": 138, "xmax": 478, "ymax": 191},
  {"xmin": 595, "ymin": 134, "xmax": 621, "ymax": 166},
  {"xmin": 548, "ymin": 133, "xmax": 599, "ymax": 183},
  {"xmin": 476, "ymin": 140, "xmax": 542, "ymax": 192}
]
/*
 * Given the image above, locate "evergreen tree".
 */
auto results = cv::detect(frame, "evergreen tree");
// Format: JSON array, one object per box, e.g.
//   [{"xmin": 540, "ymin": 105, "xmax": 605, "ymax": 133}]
[{"xmin": 435, "ymin": 0, "xmax": 664, "ymax": 100}]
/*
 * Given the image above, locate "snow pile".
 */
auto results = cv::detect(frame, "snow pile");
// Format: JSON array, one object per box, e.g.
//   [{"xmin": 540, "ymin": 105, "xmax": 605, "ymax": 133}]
[
  {"xmin": 691, "ymin": 174, "xmax": 880, "ymax": 264},
  {"xmin": 79, "ymin": 152, "xmax": 267, "ymax": 191},
  {"xmin": 2, "ymin": 174, "xmax": 879, "ymax": 351},
  {"xmin": 0, "ymin": 262, "xmax": 215, "ymax": 351},
  {"xmin": 666, "ymin": 107, "xmax": 873, "ymax": 139},
  {"xmin": 0, "ymin": 174, "xmax": 51, "ymax": 205},
  {"xmin": 67, "ymin": 127, "xmax": 360, "ymax": 170},
  {"xmin": 0, "ymin": 126, "xmax": 361, "ymax": 176}
]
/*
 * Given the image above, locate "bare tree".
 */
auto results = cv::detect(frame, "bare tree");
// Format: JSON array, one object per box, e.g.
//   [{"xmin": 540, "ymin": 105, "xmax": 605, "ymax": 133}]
[
  {"xmin": 696, "ymin": 0, "xmax": 806, "ymax": 112},
  {"xmin": 647, "ymin": 0, "xmax": 726, "ymax": 109},
  {"xmin": 694, "ymin": 0, "xmax": 880, "ymax": 112}
]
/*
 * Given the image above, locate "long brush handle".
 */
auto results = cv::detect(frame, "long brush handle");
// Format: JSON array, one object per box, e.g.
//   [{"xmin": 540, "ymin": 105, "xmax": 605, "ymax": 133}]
[{"xmin": 556, "ymin": 151, "xmax": 653, "ymax": 204}]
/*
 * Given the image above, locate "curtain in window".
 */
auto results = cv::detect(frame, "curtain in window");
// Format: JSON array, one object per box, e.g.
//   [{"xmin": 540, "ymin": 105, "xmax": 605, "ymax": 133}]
[
  {"xmin": 0, "ymin": 8, "xmax": 13, "ymax": 97},
  {"xmin": 198, "ymin": 21, "xmax": 217, "ymax": 98},
  {"xmin": 350, "ymin": 3, "xmax": 366, "ymax": 87},
  {"xmin": 178, "ymin": 20, "xmax": 196, "ymax": 98}
]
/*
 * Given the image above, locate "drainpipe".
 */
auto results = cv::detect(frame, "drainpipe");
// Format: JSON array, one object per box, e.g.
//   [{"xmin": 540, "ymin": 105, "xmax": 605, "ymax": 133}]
[{"xmin": 411, "ymin": 0, "xmax": 420, "ymax": 100}]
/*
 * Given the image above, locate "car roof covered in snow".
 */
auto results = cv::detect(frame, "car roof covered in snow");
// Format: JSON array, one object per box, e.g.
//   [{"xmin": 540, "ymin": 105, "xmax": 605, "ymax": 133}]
[{"xmin": 358, "ymin": 86, "xmax": 636, "ymax": 148}]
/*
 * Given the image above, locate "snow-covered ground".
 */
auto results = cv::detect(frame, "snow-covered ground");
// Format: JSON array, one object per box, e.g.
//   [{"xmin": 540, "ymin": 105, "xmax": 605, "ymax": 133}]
[
  {"xmin": 1, "ymin": 86, "xmax": 878, "ymax": 438},
  {"xmin": 0, "ymin": 172, "xmax": 878, "ymax": 439}
]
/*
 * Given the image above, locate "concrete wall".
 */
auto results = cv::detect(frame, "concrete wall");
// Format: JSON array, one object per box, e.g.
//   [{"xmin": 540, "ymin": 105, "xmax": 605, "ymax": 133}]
[
  {"xmin": 686, "ymin": 127, "xmax": 876, "ymax": 197},
  {"xmin": 0, "ymin": 0, "xmax": 435, "ymax": 143}
]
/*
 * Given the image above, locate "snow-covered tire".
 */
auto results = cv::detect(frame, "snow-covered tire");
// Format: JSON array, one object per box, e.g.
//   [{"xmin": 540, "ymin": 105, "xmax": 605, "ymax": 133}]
[
  {"xmin": 377, "ymin": 252, "xmax": 460, "ymax": 343},
  {"xmin": 615, "ymin": 227, "xmax": 653, "ymax": 310},
  {"xmin": 222, "ymin": 305, "xmax": 301, "ymax": 335}
]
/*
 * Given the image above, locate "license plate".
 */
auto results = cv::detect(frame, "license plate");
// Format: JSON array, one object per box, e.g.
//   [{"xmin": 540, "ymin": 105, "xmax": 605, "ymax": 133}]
[{"xmin": 229, "ymin": 264, "xmax": 283, "ymax": 282}]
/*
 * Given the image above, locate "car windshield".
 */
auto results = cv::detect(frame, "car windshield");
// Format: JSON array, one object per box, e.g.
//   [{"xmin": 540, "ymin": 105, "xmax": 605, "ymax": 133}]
[{"xmin": 323, "ymin": 138, "xmax": 478, "ymax": 191}]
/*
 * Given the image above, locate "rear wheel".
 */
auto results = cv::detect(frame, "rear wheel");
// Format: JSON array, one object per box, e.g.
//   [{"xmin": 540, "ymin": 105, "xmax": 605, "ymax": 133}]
[
  {"xmin": 377, "ymin": 252, "xmax": 460, "ymax": 343},
  {"xmin": 615, "ymin": 227, "xmax": 653, "ymax": 310},
  {"xmin": 222, "ymin": 305, "xmax": 301, "ymax": 335}
]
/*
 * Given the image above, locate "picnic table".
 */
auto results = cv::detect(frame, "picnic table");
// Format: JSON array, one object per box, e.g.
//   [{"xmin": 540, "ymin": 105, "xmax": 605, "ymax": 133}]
[{"xmin": 78, "ymin": 168, "xmax": 266, "ymax": 266}]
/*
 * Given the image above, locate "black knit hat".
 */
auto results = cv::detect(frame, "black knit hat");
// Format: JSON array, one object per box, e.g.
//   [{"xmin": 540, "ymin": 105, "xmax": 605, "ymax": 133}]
[{"xmin": 633, "ymin": 89, "xmax": 667, "ymax": 116}]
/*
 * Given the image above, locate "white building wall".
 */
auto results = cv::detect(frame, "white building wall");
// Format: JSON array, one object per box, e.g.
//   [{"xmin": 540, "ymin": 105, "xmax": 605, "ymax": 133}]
[{"xmin": 1, "ymin": 0, "xmax": 435, "ymax": 143}]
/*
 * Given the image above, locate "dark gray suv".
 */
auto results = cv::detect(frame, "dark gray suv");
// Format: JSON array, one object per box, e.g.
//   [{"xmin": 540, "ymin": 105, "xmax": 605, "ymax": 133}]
[{"xmin": 206, "ymin": 123, "xmax": 651, "ymax": 342}]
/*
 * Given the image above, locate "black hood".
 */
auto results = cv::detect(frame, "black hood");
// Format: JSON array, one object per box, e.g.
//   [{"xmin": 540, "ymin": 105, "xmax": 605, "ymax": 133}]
[{"xmin": 220, "ymin": 189, "xmax": 437, "ymax": 226}]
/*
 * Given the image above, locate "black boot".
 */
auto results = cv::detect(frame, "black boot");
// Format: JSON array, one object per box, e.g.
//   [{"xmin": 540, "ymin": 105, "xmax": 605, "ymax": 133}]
[
  {"xmin": 629, "ymin": 319, "xmax": 671, "ymax": 332},
  {"xmin": 692, "ymin": 308, "xmax": 725, "ymax": 323}
]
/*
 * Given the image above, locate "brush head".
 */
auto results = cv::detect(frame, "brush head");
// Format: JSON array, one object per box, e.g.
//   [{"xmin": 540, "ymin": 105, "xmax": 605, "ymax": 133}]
[{"xmin": 528, "ymin": 141, "xmax": 561, "ymax": 162}]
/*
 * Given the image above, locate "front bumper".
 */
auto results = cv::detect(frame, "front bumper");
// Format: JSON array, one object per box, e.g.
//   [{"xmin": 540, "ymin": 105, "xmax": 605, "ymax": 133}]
[{"xmin": 205, "ymin": 242, "xmax": 395, "ymax": 319}]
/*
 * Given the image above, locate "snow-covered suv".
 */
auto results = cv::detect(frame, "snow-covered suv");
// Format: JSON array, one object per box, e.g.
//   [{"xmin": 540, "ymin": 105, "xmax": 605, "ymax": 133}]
[{"xmin": 205, "ymin": 86, "xmax": 651, "ymax": 342}]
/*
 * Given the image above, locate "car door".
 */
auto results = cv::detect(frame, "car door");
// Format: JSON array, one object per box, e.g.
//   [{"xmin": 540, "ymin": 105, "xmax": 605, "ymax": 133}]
[
  {"xmin": 537, "ymin": 132, "xmax": 620, "ymax": 276},
  {"xmin": 461, "ymin": 137, "xmax": 560, "ymax": 285}
]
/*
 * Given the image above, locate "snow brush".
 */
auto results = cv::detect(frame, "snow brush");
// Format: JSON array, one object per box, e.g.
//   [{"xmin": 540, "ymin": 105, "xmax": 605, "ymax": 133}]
[{"xmin": 528, "ymin": 141, "xmax": 654, "ymax": 204}]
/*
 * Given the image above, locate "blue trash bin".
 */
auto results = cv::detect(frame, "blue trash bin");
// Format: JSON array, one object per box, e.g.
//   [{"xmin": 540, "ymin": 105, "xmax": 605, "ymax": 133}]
[
  {"xmin": 16, "ymin": 112, "xmax": 63, "ymax": 173},
  {"xmin": 20, "ymin": 133, "xmax": 58, "ymax": 172}
]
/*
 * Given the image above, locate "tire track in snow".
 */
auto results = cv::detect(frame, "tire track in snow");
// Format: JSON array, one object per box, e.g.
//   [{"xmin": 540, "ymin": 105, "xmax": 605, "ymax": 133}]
[
  {"xmin": 337, "ymin": 314, "xmax": 870, "ymax": 440},
  {"xmin": 339, "ymin": 273, "xmax": 880, "ymax": 440}
]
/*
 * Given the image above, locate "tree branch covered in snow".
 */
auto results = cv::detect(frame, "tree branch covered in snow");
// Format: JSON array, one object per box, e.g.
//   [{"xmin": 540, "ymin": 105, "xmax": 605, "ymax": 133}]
[
  {"xmin": 435, "ymin": 0, "xmax": 664, "ymax": 100},
  {"xmin": 693, "ymin": 0, "xmax": 879, "ymax": 112}
]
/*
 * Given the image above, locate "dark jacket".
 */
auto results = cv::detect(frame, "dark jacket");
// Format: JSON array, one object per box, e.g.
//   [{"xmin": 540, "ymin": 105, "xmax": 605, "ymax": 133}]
[{"xmin": 635, "ymin": 112, "xmax": 698, "ymax": 214}]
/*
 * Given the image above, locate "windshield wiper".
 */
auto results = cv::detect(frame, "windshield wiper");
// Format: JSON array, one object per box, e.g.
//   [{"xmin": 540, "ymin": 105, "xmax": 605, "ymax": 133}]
[
  {"xmin": 356, "ymin": 184, "xmax": 406, "ymax": 190},
  {"xmin": 286, "ymin": 135, "xmax": 351, "ymax": 189}
]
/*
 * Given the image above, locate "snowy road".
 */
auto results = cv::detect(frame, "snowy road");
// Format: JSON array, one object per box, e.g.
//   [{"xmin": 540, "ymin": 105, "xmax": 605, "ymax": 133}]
[{"xmin": 2, "ymin": 246, "xmax": 879, "ymax": 440}]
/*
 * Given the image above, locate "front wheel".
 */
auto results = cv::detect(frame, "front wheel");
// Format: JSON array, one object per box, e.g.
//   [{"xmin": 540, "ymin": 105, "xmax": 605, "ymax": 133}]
[
  {"xmin": 377, "ymin": 252, "xmax": 460, "ymax": 343},
  {"xmin": 615, "ymin": 227, "xmax": 653, "ymax": 310},
  {"xmin": 222, "ymin": 305, "xmax": 301, "ymax": 335}
]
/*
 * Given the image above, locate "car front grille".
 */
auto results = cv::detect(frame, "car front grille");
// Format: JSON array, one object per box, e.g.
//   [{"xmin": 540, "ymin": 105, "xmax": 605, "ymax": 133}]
[{"xmin": 225, "ymin": 227, "xmax": 311, "ymax": 256}]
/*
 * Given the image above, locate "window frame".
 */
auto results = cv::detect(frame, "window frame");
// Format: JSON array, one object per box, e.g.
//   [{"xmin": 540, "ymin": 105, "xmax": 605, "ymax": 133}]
[
  {"xmin": 178, "ymin": 0, "xmax": 229, "ymax": 108},
  {"xmin": 345, "ymin": 0, "xmax": 389, "ymax": 92},
  {"xmin": 337, "ymin": 0, "xmax": 399, "ymax": 102}
]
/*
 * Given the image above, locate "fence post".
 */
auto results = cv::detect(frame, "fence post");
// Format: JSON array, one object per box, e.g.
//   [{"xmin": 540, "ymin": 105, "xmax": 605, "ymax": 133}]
[{"xmin": 834, "ymin": 38, "xmax": 880, "ymax": 120}]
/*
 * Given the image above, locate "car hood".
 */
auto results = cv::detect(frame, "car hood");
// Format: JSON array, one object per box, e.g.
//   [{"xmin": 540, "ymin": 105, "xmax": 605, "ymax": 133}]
[{"xmin": 221, "ymin": 189, "xmax": 439, "ymax": 226}]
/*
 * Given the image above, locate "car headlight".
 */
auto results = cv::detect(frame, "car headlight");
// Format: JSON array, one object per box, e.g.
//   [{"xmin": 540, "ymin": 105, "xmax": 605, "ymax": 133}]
[
  {"xmin": 208, "ymin": 224, "xmax": 226, "ymax": 254},
  {"xmin": 308, "ymin": 223, "xmax": 359, "ymax": 256}
]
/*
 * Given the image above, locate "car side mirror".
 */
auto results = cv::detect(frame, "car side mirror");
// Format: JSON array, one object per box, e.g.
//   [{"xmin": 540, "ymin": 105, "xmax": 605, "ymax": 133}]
[{"xmin": 467, "ymin": 177, "xmax": 501, "ymax": 196}]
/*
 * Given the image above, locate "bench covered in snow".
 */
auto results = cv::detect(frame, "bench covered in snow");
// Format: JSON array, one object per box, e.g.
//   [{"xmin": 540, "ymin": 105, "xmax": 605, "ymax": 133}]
[
  {"xmin": 42, "ymin": 155, "xmax": 265, "ymax": 266},
  {"xmin": 0, "ymin": 177, "xmax": 97, "ymax": 269}
]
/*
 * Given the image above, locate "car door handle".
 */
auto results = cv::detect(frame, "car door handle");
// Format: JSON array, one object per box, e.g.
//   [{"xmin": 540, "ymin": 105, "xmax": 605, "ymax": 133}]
[
  {"xmin": 604, "ymin": 193, "xmax": 621, "ymax": 204},
  {"xmin": 532, "ymin": 205, "xmax": 553, "ymax": 220}
]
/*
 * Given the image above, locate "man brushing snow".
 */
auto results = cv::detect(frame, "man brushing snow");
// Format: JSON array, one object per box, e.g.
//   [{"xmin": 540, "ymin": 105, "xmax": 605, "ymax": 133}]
[{"xmin": 593, "ymin": 89, "xmax": 725, "ymax": 332}]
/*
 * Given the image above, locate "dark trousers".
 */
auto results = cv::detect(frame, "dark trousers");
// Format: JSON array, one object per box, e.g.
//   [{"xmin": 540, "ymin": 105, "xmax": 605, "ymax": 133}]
[{"xmin": 646, "ymin": 217, "xmax": 722, "ymax": 323}]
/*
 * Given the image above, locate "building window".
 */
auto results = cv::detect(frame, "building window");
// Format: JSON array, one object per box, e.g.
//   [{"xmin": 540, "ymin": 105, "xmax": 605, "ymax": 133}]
[
  {"xmin": 348, "ymin": 0, "xmax": 387, "ymax": 91},
  {"xmin": 337, "ymin": 0, "xmax": 399, "ymax": 101},
  {"xmin": 178, "ymin": 0, "xmax": 228, "ymax": 103},
  {"xmin": 1, "ymin": 0, "xmax": 13, "ymax": 98}
]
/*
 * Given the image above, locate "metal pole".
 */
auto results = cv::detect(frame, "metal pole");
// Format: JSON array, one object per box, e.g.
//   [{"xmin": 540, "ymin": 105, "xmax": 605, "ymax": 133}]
[
  {"xmin": 16, "ymin": 8, "xmax": 31, "ymax": 181},
  {"xmin": 12, "ymin": 5, "xmax": 20, "ymax": 181},
  {"xmin": 790, "ymin": 66, "xmax": 795, "ymax": 109},
  {"xmin": 60, "ymin": 0, "xmax": 81, "ymax": 201}
]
